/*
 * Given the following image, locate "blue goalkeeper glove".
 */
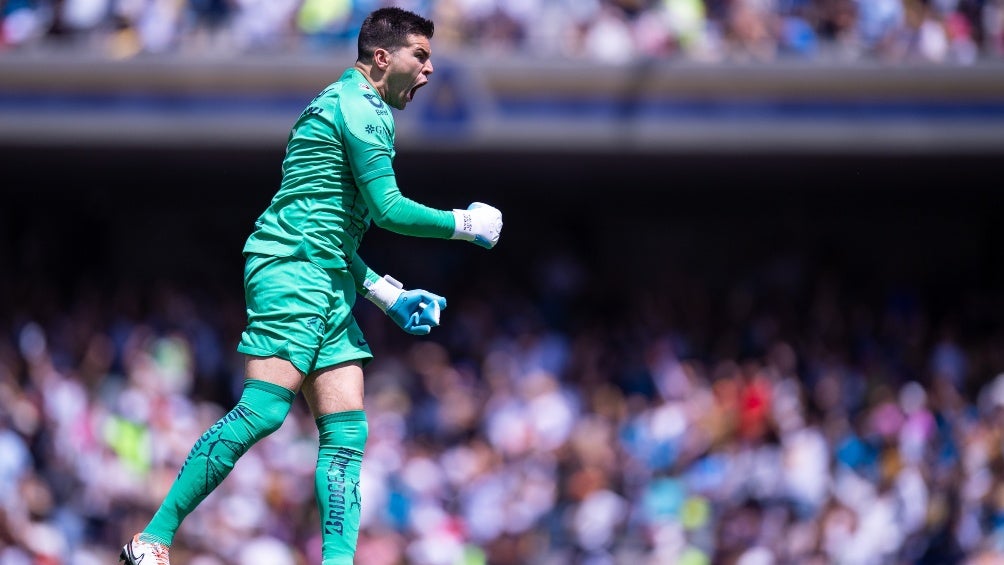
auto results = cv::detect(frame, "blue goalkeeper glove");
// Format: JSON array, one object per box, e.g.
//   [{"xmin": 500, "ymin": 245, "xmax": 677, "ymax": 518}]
[
  {"xmin": 452, "ymin": 202, "xmax": 503, "ymax": 249},
  {"xmin": 364, "ymin": 275, "xmax": 447, "ymax": 335}
]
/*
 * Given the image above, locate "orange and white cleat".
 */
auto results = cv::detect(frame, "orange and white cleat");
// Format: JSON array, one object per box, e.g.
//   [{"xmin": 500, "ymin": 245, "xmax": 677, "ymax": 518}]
[{"xmin": 120, "ymin": 533, "xmax": 171, "ymax": 565}]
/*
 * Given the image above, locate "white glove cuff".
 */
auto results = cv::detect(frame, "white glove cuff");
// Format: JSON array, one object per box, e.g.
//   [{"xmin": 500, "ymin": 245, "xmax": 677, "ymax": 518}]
[
  {"xmin": 364, "ymin": 275, "xmax": 404, "ymax": 312},
  {"xmin": 452, "ymin": 209, "xmax": 476, "ymax": 241}
]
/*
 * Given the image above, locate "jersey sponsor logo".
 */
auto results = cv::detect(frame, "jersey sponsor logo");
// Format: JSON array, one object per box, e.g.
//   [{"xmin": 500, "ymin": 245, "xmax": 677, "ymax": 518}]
[
  {"xmin": 362, "ymin": 93, "xmax": 385, "ymax": 109},
  {"xmin": 176, "ymin": 405, "xmax": 253, "ymax": 497},
  {"xmin": 364, "ymin": 124, "xmax": 388, "ymax": 137},
  {"xmin": 323, "ymin": 447, "xmax": 362, "ymax": 537},
  {"xmin": 363, "ymin": 93, "xmax": 389, "ymax": 115}
]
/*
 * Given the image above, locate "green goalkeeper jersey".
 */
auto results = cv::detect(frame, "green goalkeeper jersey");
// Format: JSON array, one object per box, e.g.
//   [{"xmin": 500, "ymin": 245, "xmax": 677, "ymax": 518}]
[{"xmin": 243, "ymin": 67, "xmax": 454, "ymax": 271}]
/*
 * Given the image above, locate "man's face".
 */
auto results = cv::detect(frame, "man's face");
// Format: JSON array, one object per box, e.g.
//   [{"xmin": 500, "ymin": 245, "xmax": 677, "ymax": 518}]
[{"xmin": 383, "ymin": 34, "xmax": 433, "ymax": 110}]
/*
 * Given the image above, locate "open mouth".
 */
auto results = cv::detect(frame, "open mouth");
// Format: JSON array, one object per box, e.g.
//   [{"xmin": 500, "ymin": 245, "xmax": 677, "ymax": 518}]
[{"xmin": 408, "ymin": 82, "xmax": 426, "ymax": 102}]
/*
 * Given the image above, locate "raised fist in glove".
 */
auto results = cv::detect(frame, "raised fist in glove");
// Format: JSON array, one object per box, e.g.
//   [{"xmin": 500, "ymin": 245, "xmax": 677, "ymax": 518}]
[{"xmin": 452, "ymin": 202, "xmax": 502, "ymax": 249}]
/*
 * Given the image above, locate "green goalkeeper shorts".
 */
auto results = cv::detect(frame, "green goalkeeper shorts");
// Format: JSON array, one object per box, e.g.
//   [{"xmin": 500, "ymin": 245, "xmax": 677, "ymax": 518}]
[{"xmin": 237, "ymin": 253, "xmax": 373, "ymax": 375}]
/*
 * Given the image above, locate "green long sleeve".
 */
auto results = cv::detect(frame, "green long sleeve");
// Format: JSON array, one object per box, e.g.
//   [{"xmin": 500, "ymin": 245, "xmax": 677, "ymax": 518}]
[{"xmin": 356, "ymin": 175, "xmax": 454, "ymax": 238}]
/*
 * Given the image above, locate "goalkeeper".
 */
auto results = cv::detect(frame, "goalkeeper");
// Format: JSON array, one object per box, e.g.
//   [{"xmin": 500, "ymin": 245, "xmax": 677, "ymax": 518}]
[{"xmin": 120, "ymin": 7, "xmax": 501, "ymax": 565}]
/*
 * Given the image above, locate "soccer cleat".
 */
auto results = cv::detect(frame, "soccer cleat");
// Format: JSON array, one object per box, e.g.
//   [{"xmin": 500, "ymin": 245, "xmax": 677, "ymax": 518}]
[{"xmin": 120, "ymin": 533, "xmax": 171, "ymax": 565}]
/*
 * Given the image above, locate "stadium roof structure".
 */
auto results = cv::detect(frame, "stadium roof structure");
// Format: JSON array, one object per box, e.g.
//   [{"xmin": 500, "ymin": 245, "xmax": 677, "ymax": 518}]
[{"xmin": 2, "ymin": 52, "xmax": 1003, "ymax": 155}]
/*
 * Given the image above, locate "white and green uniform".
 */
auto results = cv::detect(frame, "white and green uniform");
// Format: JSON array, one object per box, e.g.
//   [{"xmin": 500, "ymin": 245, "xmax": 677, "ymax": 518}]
[{"xmin": 239, "ymin": 67, "xmax": 454, "ymax": 374}]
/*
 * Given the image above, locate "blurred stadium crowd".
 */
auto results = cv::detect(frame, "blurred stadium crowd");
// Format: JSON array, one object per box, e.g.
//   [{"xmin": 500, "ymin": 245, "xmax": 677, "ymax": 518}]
[
  {"xmin": 1, "ymin": 0, "xmax": 1002, "ymax": 63},
  {"xmin": 2, "ymin": 2, "xmax": 1004, "ymax": 563},
  {"xmin": 3, "ymin": 240, "xmax": 1004, "ymax": 565}
]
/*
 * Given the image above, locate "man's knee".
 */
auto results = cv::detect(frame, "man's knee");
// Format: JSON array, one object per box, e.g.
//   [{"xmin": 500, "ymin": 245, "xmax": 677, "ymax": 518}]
[{"xmin": 238, "ymin": 378, "xmax": 297, "ymax": 440}]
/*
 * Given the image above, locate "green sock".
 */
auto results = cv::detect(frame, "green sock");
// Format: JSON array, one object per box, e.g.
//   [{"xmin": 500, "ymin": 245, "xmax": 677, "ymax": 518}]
[
  {"xmin": 316, "ymin": 410, "xmax": 368, "ymax": 565},
  {"xmin": 141, "ymin": 379, "xmax": 295, "ymax": 546}
]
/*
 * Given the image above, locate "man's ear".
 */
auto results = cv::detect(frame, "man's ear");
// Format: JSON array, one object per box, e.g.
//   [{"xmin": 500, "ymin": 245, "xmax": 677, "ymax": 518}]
[{"xmin": 372, "ymin": 47, "xmax": 391, "ymax": 70}]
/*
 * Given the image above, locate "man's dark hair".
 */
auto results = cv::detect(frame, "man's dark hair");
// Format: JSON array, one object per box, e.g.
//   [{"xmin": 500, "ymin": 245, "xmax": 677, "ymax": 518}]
[{"xmin": 357, "ymin": 8, "xmax": 434, "ymax": 62}]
